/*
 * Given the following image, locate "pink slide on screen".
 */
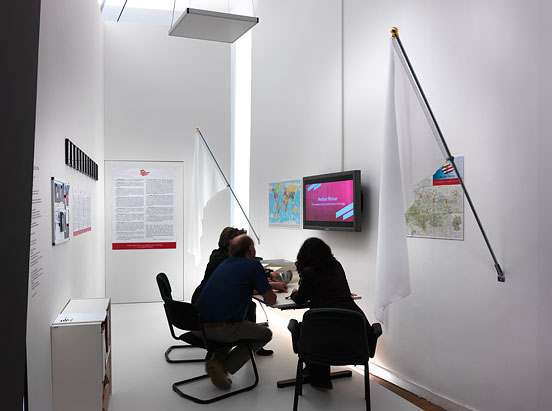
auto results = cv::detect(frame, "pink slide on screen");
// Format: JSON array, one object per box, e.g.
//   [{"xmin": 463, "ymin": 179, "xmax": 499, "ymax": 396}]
[{"xmin": 305, "ymin": 180, "xmax": 354, "ymax": 222}]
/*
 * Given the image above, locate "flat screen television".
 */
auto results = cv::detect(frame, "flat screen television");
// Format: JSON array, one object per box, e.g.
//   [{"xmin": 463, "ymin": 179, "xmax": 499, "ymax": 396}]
[{"xmin": 302, "ymin": 170, "xmax": 361, "ymax": 232}]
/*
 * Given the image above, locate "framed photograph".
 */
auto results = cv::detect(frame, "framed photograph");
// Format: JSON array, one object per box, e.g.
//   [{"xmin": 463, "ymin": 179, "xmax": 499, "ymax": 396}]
[{"xmin": 51, "ymin": 177, "xmax": 70, "ymax": 245}]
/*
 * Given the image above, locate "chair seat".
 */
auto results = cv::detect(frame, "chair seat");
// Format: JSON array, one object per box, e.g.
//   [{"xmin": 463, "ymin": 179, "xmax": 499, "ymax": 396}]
[
  {"xmin": 179, "ymin": 331, "xmax": 204, "ymax": 347},
  {"xmin": 289, "ymin": 308, "xmax": 381, "ymax": 411}
]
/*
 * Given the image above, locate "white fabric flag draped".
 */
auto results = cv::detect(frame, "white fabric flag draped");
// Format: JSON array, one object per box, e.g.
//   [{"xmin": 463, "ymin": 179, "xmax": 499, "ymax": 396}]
[
  {"xmin": 187, "ymin": 129, "xmax": 227, "ymax": 266},
  {"xmin": 375, "ymin": 39, "xmax": 448, "ymax": 328}
]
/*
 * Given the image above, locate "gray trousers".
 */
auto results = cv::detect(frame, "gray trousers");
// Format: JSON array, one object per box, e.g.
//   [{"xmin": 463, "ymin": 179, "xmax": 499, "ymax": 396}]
[{"xmin": 194, "ymin": 321, "xmax": 272, "ymax": 374}]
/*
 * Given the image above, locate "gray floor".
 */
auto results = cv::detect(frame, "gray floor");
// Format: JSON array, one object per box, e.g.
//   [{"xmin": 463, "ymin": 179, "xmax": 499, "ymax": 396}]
[{"xmin": 108, "ymin": 302, "xmax": 419, "ymax": 411}]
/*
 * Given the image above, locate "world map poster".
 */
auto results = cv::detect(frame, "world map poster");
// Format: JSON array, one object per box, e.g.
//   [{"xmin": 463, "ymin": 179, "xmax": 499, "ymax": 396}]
[
  {"xmin": 269, "ymin": 179, "xmax": 301, "ymax": 229},
  {"xmin": 405, "ymin": 156, "xmax": 464, "ymax": 240}
]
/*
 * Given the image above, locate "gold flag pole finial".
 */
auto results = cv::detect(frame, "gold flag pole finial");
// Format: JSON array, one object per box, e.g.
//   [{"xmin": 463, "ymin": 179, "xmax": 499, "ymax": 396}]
[
  {"xmin": 196, "ymin": 127, "xmax": 200, "ymax": 131},
  {"xmin": 391, "ymin": 27, "xmax": 399, "ymax": 38}
]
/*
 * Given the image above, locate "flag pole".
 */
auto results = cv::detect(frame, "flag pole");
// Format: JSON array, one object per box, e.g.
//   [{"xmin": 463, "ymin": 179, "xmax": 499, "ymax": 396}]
[
  {"xmin": 195, "ymin": 127, "xmax": 261, "ymax": 245},
  {"xmin": 390, "ymin": 27, "xmax": 505, "ymax": 282}
]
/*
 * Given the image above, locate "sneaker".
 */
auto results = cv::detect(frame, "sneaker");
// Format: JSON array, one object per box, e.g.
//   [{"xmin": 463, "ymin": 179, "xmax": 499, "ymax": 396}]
[
  {"xmin": 256, "ymin": 348, "xmax": 274, "ymax": 356},
  {"xmin": 205, "ymin": 359, "xmax": 232, "ymax": 389}
]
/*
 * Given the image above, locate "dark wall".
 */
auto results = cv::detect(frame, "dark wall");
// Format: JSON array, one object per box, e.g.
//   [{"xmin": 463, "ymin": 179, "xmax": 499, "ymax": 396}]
[{"xmin": 1, "ymin": 1, "xmax": 41, "ymax": 410}]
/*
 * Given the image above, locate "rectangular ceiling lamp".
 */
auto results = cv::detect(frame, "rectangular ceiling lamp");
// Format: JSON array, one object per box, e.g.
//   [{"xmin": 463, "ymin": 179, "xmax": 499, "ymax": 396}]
[{"xmin": 168, "ymin": 8, "xmax": 258, "ymax": 43}]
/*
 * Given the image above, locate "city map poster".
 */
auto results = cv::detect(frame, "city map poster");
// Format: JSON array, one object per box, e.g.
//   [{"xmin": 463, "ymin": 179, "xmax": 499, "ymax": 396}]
[
  {"xmin": 405, "ymin": 156, "xmax": 464, "ymax": 240},
  {"xmin": 269, "ymin": 179, "xmax": 301, "ymax": 229}
]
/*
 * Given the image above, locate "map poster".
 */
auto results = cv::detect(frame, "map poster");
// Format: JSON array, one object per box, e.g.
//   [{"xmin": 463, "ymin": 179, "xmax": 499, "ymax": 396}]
[
  {"xmin": 111, "ymin": 166, "xmax": 176, "ymax": 249},
  {"xmin": 269, "ymin": 179, "xmax": 301, "ymax": 229},
  {"xmin": 405, "ymin": 156, "xmax": 464, "ymax": 240}
]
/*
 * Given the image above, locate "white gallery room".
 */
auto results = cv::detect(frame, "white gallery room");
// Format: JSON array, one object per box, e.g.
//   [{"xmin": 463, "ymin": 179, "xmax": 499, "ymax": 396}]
[{"xmin": 4, "ymin": 0, "xmax": 552, "ymax": 410}]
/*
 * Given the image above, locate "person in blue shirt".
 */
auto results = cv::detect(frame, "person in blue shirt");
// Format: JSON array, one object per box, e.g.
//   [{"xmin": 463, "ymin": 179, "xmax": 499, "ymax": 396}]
[
  {"xmin": 194, "ymin": 234, "xmax": 287, "ymax": 389},
  {"xmin": 191, "ymin": 226, "xmax": 275, "ymax": 356}
]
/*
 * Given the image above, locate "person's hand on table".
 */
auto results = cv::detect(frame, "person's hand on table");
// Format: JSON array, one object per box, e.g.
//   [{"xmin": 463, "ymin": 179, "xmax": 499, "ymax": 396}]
[{"xmin": 270, "ymin": 282, "xmax": 288, "ymax": 293}]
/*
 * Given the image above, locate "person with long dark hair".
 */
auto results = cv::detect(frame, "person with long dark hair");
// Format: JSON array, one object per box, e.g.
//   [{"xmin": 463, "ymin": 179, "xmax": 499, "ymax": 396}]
[{"xmin": 290, "ymin": 237, "xmax": 375, "ymax": 391}]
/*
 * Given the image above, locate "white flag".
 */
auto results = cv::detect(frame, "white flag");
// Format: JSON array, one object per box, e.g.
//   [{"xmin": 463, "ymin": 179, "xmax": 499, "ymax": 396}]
[
  {"xmin": 187, "ymin": 129, "xmax": 227, "ymax": 266},
  {"xmin": 375, "ymin": 39, "xmax": 448, "ymax": 328}
]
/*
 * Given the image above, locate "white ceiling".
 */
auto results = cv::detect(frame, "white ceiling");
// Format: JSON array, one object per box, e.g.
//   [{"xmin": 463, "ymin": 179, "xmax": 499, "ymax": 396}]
[{"xmin": 99, "ymin": 0, "xmax": 256, "ymax": 25}]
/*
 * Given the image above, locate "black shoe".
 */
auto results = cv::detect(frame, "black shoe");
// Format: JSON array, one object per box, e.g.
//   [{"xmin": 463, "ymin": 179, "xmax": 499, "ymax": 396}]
[
  {"xmin": 311, "ymin": 381, "xmax": 333, "ymax": 391},
  {"xmin": 256, "ymin": 348, "xmax": 274, "ymax": 356}
]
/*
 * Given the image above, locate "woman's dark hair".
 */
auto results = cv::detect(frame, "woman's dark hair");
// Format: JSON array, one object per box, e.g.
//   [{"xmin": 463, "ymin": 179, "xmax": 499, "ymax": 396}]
[
  {"xmin": 218, "ymin": 226, "xmax": 247, "ymax": 253},
  {"xmin": 295, "ymin": 237, "xmax": 337, "ymax": 273},
  {"xmin": 229, "ymin": 235, "xmax": 253, "ymax": 257}
]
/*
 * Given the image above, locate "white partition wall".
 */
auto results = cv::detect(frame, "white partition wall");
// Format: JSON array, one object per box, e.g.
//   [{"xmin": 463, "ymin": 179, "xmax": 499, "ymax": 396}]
[
  {"xmin": 103, "ymin": 23, "xmax": 232, "ymax": 301},
  {"xmin": 27, "ymin": 1, "xmax": 105, "ymax": 410}
]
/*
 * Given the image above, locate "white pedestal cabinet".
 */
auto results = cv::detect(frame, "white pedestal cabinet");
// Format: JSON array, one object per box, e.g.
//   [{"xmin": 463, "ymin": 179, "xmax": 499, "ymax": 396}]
[{"xmin": 51, "ymin": 297, "xmax": 111, "ymax": 411}]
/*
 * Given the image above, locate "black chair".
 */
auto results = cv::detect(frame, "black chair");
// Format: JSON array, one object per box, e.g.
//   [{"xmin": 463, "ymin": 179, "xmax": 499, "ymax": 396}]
[
  {"xmin": 162, "ymin": 296, "xmax": 260, "ymax": 404},
  {"xmin": 156, "ymin": 272, "xmax": 206, "ymax": 364},
  {"xmin": 288, "ymin": 308, "xmax": 382, "ymax": 411}
]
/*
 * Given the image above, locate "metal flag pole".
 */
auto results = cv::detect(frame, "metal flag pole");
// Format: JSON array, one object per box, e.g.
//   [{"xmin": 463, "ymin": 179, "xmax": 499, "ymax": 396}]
[
  {"xmin": 196, "ymin": 127, "xmax": 261, "ymax": 245},
  {"xmin": 390, "ymin": 27, "xmax": 505, "ymax": 282}
]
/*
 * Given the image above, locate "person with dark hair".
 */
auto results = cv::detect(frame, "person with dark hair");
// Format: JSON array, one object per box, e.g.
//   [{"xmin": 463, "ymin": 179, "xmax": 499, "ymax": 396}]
[
  {"xmin": 191, "ymin": 226, "xmax": 278, "ymax": 356},
  {"xmin": 290, "ymin": 237, "xmax": 374, "ymax": 391},
  {"xmin": 191, "ymin": 226, "xmax": 246, "ymax": 304},
  {"xmin": 194, "ymin": 235, "xmax": 287, "ymax": 389}
]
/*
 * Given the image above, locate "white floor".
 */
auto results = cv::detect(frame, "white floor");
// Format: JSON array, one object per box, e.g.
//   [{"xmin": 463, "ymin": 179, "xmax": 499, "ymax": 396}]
[{"xmin": 108, "ymin": 302, "xmax": 420, "ymax": 411}]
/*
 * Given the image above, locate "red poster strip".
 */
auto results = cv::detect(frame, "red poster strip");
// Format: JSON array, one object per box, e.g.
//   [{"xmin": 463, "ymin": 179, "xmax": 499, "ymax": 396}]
[
  {"xmin": 112, "ymin": 242, "xmax": 177, "ymax": 250},
  {"xmin": 73, "ymin": 227, "xmax": 92, "ymax": 236},
  {"xmin": 433, "ymin": 178, "xmax": 460, "ymax": 186}
]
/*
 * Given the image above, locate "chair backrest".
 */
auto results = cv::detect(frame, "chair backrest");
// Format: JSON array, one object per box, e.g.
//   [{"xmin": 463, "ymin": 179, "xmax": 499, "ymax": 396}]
[
  {"xmin": 162, "ymin": 297, "xmax": 202, "ymax": 333},
  {"xmin": 156, "ymin": 272, "xmax": 172, "ymax": 300},
  {"xmin": 298, "ymin": 308, "xmax": 369, "ymax": 366}
]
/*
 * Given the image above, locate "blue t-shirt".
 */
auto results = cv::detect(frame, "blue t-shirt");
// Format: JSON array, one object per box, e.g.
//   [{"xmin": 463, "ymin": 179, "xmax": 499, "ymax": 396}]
[{"xmin": 195, "ymin": 257, "xmax": 272, "ymax": 323}]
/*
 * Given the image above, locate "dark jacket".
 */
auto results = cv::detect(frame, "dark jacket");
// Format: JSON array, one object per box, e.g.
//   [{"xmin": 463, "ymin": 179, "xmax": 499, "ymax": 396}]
[
  {"xmin": 191, "ymin": 248, "xmax": 227, "ymax": 304},
  {"xmin": 291, "ymin": 261, "xmax": 362, "ymax": 314}
]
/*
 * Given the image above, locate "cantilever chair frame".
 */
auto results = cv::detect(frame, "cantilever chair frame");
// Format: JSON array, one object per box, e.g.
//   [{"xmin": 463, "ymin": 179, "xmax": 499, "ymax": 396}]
[
  {"xmin": 288, "ymin": 308, "xmax": 381, "ymax": 411},
  {"xmin": 162, "ymin": 297, "xmax": 260, "ymax": 404},
  {"xmin": 156, "ymin": 272, "xmax": 206, "ymax": 364}
]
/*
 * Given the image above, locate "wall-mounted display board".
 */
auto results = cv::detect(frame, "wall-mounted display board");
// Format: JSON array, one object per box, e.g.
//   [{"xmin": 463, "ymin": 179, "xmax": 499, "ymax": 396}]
[
  {"xmin": 268, "ymin": 179, "xmax": 301, "ymax": 229},
  {"xmin": 51, "ymin": 177, "xmax": 70, "ymax": 245},
  {"xmin": 111, "ymin": 166, "xmax": 176, "ymax": 249},
  {"xmin": 104, "ymin": 161, "xmax": 184, "ymax": 303}
]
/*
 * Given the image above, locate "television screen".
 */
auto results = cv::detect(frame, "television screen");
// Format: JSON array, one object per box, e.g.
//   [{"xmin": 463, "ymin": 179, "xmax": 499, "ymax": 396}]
[{"xmin": 302, "ymin": 170, "xmax": 361, "ymax": 231}]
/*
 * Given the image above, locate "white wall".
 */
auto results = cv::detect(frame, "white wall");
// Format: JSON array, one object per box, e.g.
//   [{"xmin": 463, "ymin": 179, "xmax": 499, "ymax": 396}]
[
  {"xmin": 103, "ymin": 22, "xmax": 232, "ymax": 301},
  {"xmin": 251, "ymin": 0, "xmax": 552, "ymax": 410},
  {"xmin": 250, "ymin": 0, "xmax": 344, "ymax": 261},
  {"xmin": 536, "ymin": 1, "xmax": 552, "ymax": 409},
  {"xmin": 27, "ymin": 1, "xmax": 105, "ymax": 410}
]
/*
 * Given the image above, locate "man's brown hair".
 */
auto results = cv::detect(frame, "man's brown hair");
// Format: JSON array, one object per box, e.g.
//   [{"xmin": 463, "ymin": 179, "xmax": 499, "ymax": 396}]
[{"xmin": 229, "ymin": 235, "xmax": 253, "ymax": 257}]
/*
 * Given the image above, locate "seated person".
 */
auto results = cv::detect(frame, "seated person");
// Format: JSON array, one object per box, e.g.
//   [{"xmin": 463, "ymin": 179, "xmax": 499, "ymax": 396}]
[
  {"xmin": 191, "ymin": 226, "xmax": 284, "ymax": 355},
  {"xmin": 194, "ymin": 235, "xmax": 287, "ymax": 389},
  {"xmin": 290, "ymin": 237, "xmax": 374, "ymax": 391},
  {"xmin": 191, "ymin": 226, "xmax": 246, "ymax": 304}
]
